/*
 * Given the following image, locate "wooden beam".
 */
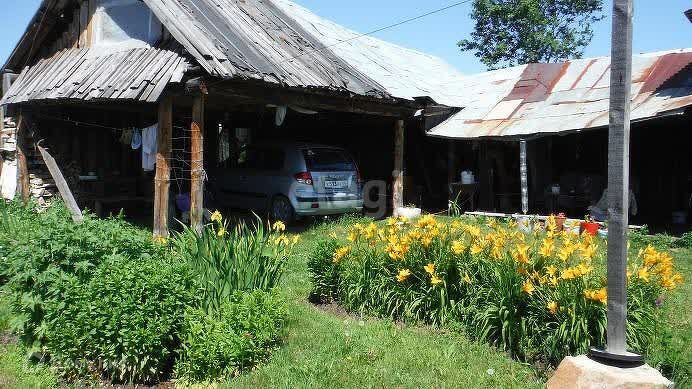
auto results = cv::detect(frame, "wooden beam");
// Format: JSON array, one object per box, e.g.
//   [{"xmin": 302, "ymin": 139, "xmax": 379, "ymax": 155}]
[
  {"xmin": 208, "ymin": 81, "xmax": 418, "ymax": 118},
  {"xmin": 15, "ymin": 114, "xmax": 30, "ymax": 205},
  {"xmin": 190, "ymin": 94, "xmax": 205, "ymax": 234},
  {"xmin": 605, "ymin": 0, "xmax": 634, "ymax": 357},
  {"xmin": 153, "ymin": 96, "xmax": 173, "ymax": 238},
  {"xmin": 392, "ymin": 119, "xmax": 404, "ymax": 216},
  {"xmin": 447, "ymin": 140, "xmax": 456, "ymax": 188},
  {"xmin": 37, "ymin": 144, "xmax": 84, "ymax": 223}
]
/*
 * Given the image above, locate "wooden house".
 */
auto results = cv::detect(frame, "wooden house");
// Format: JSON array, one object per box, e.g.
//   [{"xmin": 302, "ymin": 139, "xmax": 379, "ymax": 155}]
[{"xmin": 0, "ymin": 0, "xmax": 465, "ymax": 235}]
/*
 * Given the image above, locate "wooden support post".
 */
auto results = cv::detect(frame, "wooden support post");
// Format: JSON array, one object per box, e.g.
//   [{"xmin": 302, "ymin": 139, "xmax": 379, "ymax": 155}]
[
  {"xmin": 520, "ymin": 139, "xmax": 528, "ymax": 214},
  {"xmin": 15, "ymin": 114, "xmax": 30, "ymax": 205},
  {"xmin": 153, "ymin": 96, "xmax": 173, "ymax": 238},
  {"xmin": 392, "ymin": 119, "xmax": 404, "ymax": 216},
  {"xmin": 447, "ymin": 140, "xmax": 456, "ymax": 198},
  {"xmin": 190, "ymin": 94, "xmax": 205, "ymax": 233},
  {"xmin": 604, "ymin": 0, "xmax": 635, "ymax": 359}
]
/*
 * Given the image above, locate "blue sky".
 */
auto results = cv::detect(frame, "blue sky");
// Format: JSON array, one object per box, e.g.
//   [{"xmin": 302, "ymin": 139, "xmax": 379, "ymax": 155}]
[{"xmin": 1, "ymin": 0, "xmax": 690, "ymax": 74}]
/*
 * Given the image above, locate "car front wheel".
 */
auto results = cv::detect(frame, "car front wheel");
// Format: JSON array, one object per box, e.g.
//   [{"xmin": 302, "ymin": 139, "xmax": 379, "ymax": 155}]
[{"xmin": 269, "ymin": 195, "xmax": 296, "ymax": 225}]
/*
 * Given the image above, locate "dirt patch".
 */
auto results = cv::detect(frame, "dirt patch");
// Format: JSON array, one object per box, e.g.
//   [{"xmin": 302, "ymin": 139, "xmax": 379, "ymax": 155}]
[
  {"xmin": 98, "ymin": 382, "xmax": 175, "ymax": 389},
  {"xmin": 0, "ymin": 332, "xmax": 17, "ymax": 345},
  {"xmin": 311, "ymin": 301, "xmax": 353, "ymax": 320}
]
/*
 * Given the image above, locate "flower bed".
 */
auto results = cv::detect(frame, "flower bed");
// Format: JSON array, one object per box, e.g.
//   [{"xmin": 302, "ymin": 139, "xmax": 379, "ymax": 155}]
[
  {"xmin": 0, "ymin": 202, "xmax": 293, "ymax": 384},
  {"xmin": 309, "ymin": 214, "xmax": 683, "ymax": 365}
]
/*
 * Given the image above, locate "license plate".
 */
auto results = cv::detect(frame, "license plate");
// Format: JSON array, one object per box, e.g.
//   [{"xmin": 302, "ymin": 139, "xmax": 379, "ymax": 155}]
[{"xmin": 324, "ymin": 180, "xmax": 348, "ymax": 189}]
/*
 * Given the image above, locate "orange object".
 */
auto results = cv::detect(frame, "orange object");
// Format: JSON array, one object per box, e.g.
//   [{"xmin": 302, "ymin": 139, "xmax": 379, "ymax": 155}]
[{"xmin": 580, "ymin": 221, "xmax": 599, "ymax": 236}]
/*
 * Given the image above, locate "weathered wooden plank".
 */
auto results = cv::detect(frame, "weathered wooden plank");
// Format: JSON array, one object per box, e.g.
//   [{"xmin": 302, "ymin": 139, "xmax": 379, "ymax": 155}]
[
  {"xmin": 153, "ymin": 96, "xmax": 173, "ymax": 237},
  {"xmin": 15, "ymin": 115, "xmax": 30, "ymax": 205},
  {"xmin": 190, "ymin": 94, "xmax": 205, "ymax": 234},
  {"xmin": 392, "ymin": 119, "xmax": 404, "ymax": 216},
  {"xmin": 37, "ymin": 144, "xmax": 84, "ymax": 223}
]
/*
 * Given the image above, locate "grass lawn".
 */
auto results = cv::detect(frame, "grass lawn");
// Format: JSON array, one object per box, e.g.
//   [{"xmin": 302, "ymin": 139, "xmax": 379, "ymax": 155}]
[
  {"xmin": 0, "ymin": 217, "xmax": 689, "ymax": 388},
  {"xmin": 227, "ymin": 220, "xmax": 542, "ymax": 388}
]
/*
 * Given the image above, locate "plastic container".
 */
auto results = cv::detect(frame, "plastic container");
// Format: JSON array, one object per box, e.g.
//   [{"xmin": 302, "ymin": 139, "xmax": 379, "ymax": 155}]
[
  {"xmin": 397, "ymin": 207, "xmax": 422, "ymax": 219},
  {"xmin": 580, "ymin": 221, "xmax": 599, "ymax": 236},
  {"xmin": 460, "ymin": 171, "xmax": 475, "ymax": 184}
]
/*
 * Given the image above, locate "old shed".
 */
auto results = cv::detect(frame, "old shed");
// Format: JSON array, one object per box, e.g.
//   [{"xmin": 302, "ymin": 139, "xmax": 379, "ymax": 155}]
[{"xmin": 0, "ymin": 0, "xmax": 465, "ymax": 235}]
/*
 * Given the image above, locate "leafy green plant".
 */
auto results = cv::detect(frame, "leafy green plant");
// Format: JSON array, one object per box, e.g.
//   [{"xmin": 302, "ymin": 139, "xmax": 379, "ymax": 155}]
[
  {"xmin": 44, "ymin": 255, "xmax": 198, "ymax": 383},
  {"xmin": 0, "ymin": 202, "xmax": 166, "ymax": 349},
  {"xmin": 174, "ymin": 213, "xmax": 296, "ymax": 313},
  {"xmin": 310, "ymin": 215, "xmax": 683, "ymax": 369},
  {"xmin": 307, "ymin": 239, "xmax": 341, "ymax": 303},
  {"xmin": 175, "ymin": 290, "xmax": 287, "ymax": 382},
  {"xmin": 674, "ymin": 231, "xmax": 692, "ymax": 249}
]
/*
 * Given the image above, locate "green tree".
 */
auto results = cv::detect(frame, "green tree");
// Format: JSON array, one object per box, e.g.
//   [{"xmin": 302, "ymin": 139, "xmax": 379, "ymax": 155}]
[{"xmin": 458, "ymin": 0, "xmax": 605, "ymax": 70}]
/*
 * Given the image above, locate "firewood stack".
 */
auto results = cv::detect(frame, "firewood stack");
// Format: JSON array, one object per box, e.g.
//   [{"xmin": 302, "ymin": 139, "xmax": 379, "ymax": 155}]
[
  {"xmin": 0, "ymin": 117, "xmax": 17, "ymax": 199},
  {"xmin": 0, "ymin": 116, "xmax": 61, "ymax": 207}
]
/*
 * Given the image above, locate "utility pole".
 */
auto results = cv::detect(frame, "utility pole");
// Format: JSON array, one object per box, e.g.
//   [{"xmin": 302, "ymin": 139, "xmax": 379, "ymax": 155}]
[{"xmin": 591, "ymin": 0, "xmax": 642, "ymax": 365}]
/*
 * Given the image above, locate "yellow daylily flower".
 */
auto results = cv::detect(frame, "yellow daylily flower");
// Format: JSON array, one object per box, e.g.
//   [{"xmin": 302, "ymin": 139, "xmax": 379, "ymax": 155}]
[
  {"xmin": 396, "ymin": 269, "xmax": 412, "ymax": 282},
  {"xmin": 217, "ymin": 227, "xmax": 226, "ymax": 237},
  {"xmin": 539, "ymin": 239, "xmax": 554, "ymax": 258},
  {"xmin": 521, "ymin": 280, "xmax": 535, "ymax": 295},
  {"xmin": 547, "ymin": 301, "xmax": 558, "ymax": 315},
  {"xmin": 584, "ymin": 288, "xmax": 607, "ymax": 304},
  {"xmin": 580, "ymin": 244, "xmax": 597, "ymax": 260},
  {"xmin": 273, "ymin": 221, "xmax": 286, "ymax": 232},
  {"xmin": 424, "ymin": 263, "xmax": 436, "ymax": 275},
  {"xmin": 512, "ymin": 243, "xmax": 531, "ymax": 264},
  {"xmin": 333, "ymin": 246, "xmax": 351, "ymax": 263},
  {"xmin": 431, "ymin": 275, "xmax": 443, "ymax": 286},
  {"xmin": 451, "ymin": 240, "xmax": 466, "ymax": 255},
  {"xmin": 210, "ymin": 210, "xmax": 223, "ymax": 223},
  {"xmin": 637, "ymin": 267, "xmax": 650, "ymax": 282}
]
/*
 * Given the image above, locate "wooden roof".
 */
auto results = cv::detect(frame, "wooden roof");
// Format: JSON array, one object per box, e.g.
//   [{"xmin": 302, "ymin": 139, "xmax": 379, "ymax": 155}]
[{"xmin": 1, "ymin": 47, "xmax": 189, "ymax": 104}]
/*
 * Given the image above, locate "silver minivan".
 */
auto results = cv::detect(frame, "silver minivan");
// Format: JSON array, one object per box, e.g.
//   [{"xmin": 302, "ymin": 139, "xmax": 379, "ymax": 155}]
[{"xmin": 211, "ymin": 142, "xmax": 364, "ymax": 223}]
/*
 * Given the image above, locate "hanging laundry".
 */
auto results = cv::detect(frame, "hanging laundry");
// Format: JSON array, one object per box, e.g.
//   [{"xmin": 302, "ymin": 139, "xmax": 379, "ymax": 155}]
[
  {"xmin": 275, "ymin": 106, "xmax": 287, "ymax": 126},
  {"xmin": 218, "ymin": 127, "xmax": 230, "ymax": 165},
  {"xmin": 141, "ymin": 124, "xmax": 158, "ymax": 171},
  {"xmin": 119, "ymin": 128, "xmax": 134, "ymax": 145},
  {"xmin": 131, "ymin": 128, "xmax": 142, "ymax": 150}
]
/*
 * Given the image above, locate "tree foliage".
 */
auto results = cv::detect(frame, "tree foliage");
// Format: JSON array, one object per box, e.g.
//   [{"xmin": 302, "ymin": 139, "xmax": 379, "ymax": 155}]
[{"xmin": 458, "ymin": 0, "xmax": 605, "ymax": 70}]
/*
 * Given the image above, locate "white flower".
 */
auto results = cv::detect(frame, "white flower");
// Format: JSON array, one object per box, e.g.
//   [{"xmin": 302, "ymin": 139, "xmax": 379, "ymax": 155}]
[{"xmin": 487, "ymin": 368, "xmax": 495, "ymax": 376}]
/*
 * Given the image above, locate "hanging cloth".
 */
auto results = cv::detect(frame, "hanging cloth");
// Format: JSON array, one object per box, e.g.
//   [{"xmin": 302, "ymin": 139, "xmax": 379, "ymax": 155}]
[
  {"xmin": 120, "ymin": 128, "xmax": 134, "ymax": 145},
  {"xmin": 275, "ymin": 106, "xmax": 287, "ymax": 126},
  {"xmin": 131, "ymin": 128, "xmax": 142, "ymax": 150},
  {"xmin": 141, "ymin": 124, "xmax": 158, "ymax": 171},
  {"xmin": 218, "ymin": 127, "xmax": 230, "ymax": 165}
]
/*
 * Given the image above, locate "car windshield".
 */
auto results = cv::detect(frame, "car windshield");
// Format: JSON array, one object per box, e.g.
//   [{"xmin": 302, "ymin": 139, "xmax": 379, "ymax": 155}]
[{"xmin": 302, "ymin": 148, "xmax": 355, "ymax": 172}]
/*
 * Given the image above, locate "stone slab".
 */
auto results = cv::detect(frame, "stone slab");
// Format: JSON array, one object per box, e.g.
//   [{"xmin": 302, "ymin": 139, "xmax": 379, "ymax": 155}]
[{"xmin": 547, "ymin": 355, "xmax": 673, "ymax": 389}]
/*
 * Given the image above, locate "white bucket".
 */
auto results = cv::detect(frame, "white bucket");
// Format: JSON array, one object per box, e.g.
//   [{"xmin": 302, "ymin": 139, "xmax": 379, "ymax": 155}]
[
  {"xmin": 461, "ymin": 171, "xmax": 475, "ymax": 185},
  {"xmin": 397, "ymin": 207, "xmax": 422, "ymax": 219}
]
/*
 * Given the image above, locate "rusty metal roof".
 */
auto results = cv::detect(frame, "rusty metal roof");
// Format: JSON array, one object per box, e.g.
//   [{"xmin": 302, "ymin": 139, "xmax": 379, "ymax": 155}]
[
  {"xmin": 428, "ymin": 49, "xmax": 692, "ymax": 139},
  {"xmin": 0, "ymin": 47, "xmax": 189, "ymax": 105}
]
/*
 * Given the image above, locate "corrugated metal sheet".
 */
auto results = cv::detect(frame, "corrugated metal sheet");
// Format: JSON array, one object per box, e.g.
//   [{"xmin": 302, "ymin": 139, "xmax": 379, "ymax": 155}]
[
  {"xmin": 1, "ymin": 46, "xmax": 189, "ymax": 104},
  {"xmin": 271, "ymin": 0, "xmax": 467, "ymax": 106},
  {"xmin": 143, "ymin": 0, "xmax": 388, "ymax": 96},
  {"xmin": 428, "ymin": 49, "xmax": 692, "ymax": 139}
]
